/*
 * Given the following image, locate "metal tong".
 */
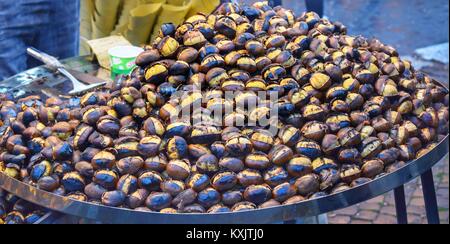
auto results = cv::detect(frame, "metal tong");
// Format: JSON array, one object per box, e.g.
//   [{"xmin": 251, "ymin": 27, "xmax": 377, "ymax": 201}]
[{"xmin": 26, "ymin": 47, "xmax": 106, "ymax": 96}]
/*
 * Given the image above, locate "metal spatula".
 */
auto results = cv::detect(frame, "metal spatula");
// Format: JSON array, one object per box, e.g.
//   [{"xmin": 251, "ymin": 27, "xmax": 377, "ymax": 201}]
[{"xmin": 26, "ymin": 47, "xmax": 106, "ymax": 96}]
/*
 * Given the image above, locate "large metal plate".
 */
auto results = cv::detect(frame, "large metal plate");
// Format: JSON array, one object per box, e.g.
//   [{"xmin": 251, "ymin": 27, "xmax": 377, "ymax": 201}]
[
  {"xmin": 0, "ymin": 57, "xmax": 449, "ymax": 224},
  {"xmin": 0, "ymin": 136, "xmax": 447, "ymax": 224}
]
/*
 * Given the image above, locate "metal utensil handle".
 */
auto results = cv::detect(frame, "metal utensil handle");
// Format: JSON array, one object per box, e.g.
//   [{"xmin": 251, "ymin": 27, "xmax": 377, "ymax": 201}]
[
  {"xmin": 26, "ymin": 47, "xmax": 63, "ymax": 71},
  {"xmin": 57, "ymin": 68, "xmax": 85, "ymax": 87}
]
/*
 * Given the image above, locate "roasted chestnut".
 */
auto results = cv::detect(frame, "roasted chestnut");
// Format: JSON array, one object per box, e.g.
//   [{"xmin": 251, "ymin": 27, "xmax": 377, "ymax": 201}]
[
  {"xmin": 116, "ymin": 156, "xmax": 144, "ymax": 175},
  {"xmin": 287, "ymin": 156, "xmax": 313, "ymax": 177},
  {"xmin": 146, "ymin": 192, "xmax": 172, "ymax": 211},
  {"xmin": 84, "ymin": 182, "xmax": 107, "ymax": 200},
  {"xmin": 219, "ymin": 157, "xmax": 244, "ymax": 173},
  {"xmin": 186, "ymin": 173, "xmax": 209, "ymax": 192},
  {"xmin": 172, "ymin": 189, "xmax": 197, "ymax": 209},
  {"xmin": 243, "ymin": 184, "xmax": 272, "ymax": 205},
  {"xmin": 61, "ymin": 172, "xmax": 86, "ymax": 193},
  {"xmin": 166, "ymin": 136, "xmax": 188, "ymax": 160},
  {"xmin": 157, "ymin": 36, "xmax": 180, "ymax": 57},
  {"xmin": 361, "ymin": 159, "xmax": 384, "ymax": 178},
  {"xmin": 196, "ymin": 154, "xmax": 219, "ymax": 175},
  {"xmin": 231, "ymin": 201, "xmax": 257, "ymax": 212},
  {"xmin": 225, "ymin": 135, "xmax": 253, "ymax": 156},
  {"xmin": 126, "ymin": 189, "xmax": 150, "ymax": 209},
  {"xmin": 295, "ymin": 139, "xmax": 322, "ymax": 159},
  {"xmin": 237, "ymin": 169, "xmax": 263, "ymax": 187},
  {"xmin": 264, "ymin": 166, "xmax": 288, "ymax": 187},
  {"xmin": 268, "ymin": 144, "xmax": 293, "ymax": 165},
  {"xmin": 0, "ymin": 0, "xmax": 448, "ymax": 215},
  {"xmin": 161, "ymin": 180, "xmax": 185, "ymax": 197},
  {"xmin": 197, "ymin": 187, "xmax": 221, "ymax": 208},
  {"xmin": 91, "ymin": 150, "xmax": 116, "ymax": 169},
  {"xmin": 93, "ymin": 170, "xmax": 118, "ymax": 190},
  {"xmin": 102, "ymin": 190, "xmax": 126, "ymax": 207},
  {"xmin": 245, "ymin": 152, "xmax": 271, "ymax": 170}
]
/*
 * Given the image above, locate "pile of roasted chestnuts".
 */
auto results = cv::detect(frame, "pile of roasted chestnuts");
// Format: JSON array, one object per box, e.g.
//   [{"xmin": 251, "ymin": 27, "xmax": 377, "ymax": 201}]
[
  {"xmin": 0, "ymin": 189, "xmax": 45, "ymax": 224},
  {"xmin": 0, "ymin": 1, "xmax": 449, "ymax": 214}
]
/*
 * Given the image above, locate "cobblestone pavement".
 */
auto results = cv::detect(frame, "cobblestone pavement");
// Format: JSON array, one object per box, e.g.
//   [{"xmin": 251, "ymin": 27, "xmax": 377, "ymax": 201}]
[{"xmin": 328, "ymin": 154, "xmax": 449, "ymax": 224}]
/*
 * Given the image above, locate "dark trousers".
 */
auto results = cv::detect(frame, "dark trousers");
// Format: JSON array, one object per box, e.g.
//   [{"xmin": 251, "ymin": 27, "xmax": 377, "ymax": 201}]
[
  {"xmin": 0, "ymin": 0, "xmax": 80, "ymax": 81},
  {"xmin": 305, "ymin": 0, "xmax": 324, "ymax": 17}
]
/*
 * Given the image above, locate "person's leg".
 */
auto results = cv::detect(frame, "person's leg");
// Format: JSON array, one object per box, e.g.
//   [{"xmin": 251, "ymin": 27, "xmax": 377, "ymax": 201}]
[
  {"xmin": 34, "ymin": 0, "xmax": 80, "ymax": 66},
  {"xmin": 0, "ymin": 1, "xmax": 37, "ymax": 81},
  {"xmin": 0, "ymin": 35, "xmax": 28, "ymax": 81},
  {"xmin": 305, "ymin": 0, "xmax": 324, "ymax": 17}
]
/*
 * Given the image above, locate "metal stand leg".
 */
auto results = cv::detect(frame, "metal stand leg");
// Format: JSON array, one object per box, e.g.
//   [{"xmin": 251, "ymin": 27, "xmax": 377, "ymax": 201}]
[
  {"xmin": 394, "ymin": 185, "xmax": 408, "ymax": 224},
  {"xmin": 421, "ymin": 169, "xmax": 440, "ymax": 224}
]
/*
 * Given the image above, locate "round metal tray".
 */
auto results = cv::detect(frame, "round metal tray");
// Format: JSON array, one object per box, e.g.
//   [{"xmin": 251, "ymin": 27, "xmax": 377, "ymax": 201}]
[{"xmin": 1, "ymin": 57, "xmax": 449, "ymax": 224}]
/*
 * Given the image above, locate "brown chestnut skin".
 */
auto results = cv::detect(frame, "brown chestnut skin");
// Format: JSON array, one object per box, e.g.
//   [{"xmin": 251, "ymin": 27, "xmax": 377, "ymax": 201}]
[
  {"xmin": 207, "ymin": 204, "xmax": 231, "ymax": 213},
  {"xmin": 245, "ymin": 152, "xmax": 271, "ymax": 170},
  {"xmin": 172, "ymin": 189, "xmax": 197, "ymax": 209},
  {"xmin": 102, "ymin": 190, "xmax": 126, "ymax": 207},
  {"xmin": 237, "ymin": 169, "xmax": 263, "ymax": 187},
  {"xmin": 138, "ymin": 171, "xmax": 163, "ymax": 191},
  {"xmin": 136, "ymin": 49, "xmax": 161, "ymax": 67},
  {"xmin": 264, "ymin": 166, "xmax": 289, "ymax": 187},
  {"xmin": 116, "ymin": 156, "xmax": 144, "ymax": 175},
  {"xmin": 146, "ymin": 192, "xmax": 173, "ymax": 211},
  {"xmin": 37, "ymin": 176, "xmax": 60, "ymax": 192},
  {"xmin": 272, "ymin": 182, "xmax": 296, "ymax": 203},
  {"xmin": 144, "ymin": 154, "xmax": 168, "ymax": 172},
  {"xmin": 219, "ymin": 157, "xmax": 244, "ymax": 173},
  {"xmin": 75, "ymin": 161, "xmax": 94, "ymax": 178},
  {"xmin": 287, "ymin": 156, "xmax": 313, "ymax": 178},
  {"xmin": 126, "ymin": 189, "xmax": 150, "ymax": 209},
  {"xmin": 211, "ymin": 172, "xmax": 237, "ymax": 192},
  {"xmin": 259, "ymin": 199, "xmax": 281, "ymax": 208},
  {"xmin": 338, "ymin": 148, "xmax": 362, "ymax": 164},
  {"xmin": 322, "ymin": 134, "xmax": 341, "ymax": 155},
  {"xmin": 166, "ymin": 159, "xmax": 191, "ymax": 180},
  {"xmin": 197, "ymin": 187, "xmax": 221, "ymax": 208},
  {"xmin": 137, "ymin": 136, "xmax": 161, "ymax": 157},
  {"xmin": 225, "ymin": 136, "xmax": 253, "ymax": 156},
  {"xmin": 91, "ymin": 150, "xmax": 116, "ymax": 170},
  {"xmin": 269, "ymin": 144, "xmax": 294, "ymax": 166},
  {"xmin": 294, "ymin": 174, "xmax": 320, "ymax": 197},
  {"xmin": 161, "ymin": 180, "xmax": 185, "ymax": 197},
  {"xmin": 85, "ymin": 183, "xmax": 107, "ymax": 200},
  {"xmin": 361, "ymin": 159, "xmax": 384, "ymax": 178},
  {"xmin": 181, "ymin": 203, "xmax": 206, "ymax": 213},
  {"xmin": 243, "ymin": 185, "xmax": 272, "ymax": 205},
  {"xmin": 196, "ymin": 154, "xmax": 220, "ymax": 175},
  {"xmin": 283, "ymin": 195, "xmax": 306, "ymax": 205},
  {"xmin": 221, "ymin": 190, "xmax": 243, "ymax": 207},
  {"xmin": 188, "ymin": 173, "xmax": 210, "ymax": 191}
]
